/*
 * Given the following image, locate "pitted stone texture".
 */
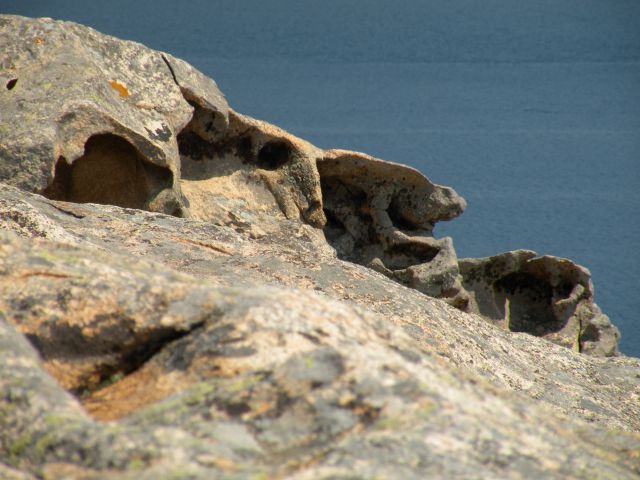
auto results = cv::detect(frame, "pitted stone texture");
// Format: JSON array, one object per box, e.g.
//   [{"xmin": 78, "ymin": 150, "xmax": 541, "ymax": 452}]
[
  {"xmin": 179, "ymin": 109, "xmax": 326, "ymax": 229},
  {"xmin": 1, "ymin": 15, "xmax": 621, "ymax": 361},
  {"xmin": 459, "ymin": 250, "xmax": 620, "ymax": 356},
  {"xmin": 318, "ymin": 149, "xmax": 468, "ymax": 306},
  {"xmin": 319, "ymin": 149, "xmax": 466, "ymax": 231},
  {"xmin": 0, "ymin": 15, "xmax": 228, "ymax": 215}
]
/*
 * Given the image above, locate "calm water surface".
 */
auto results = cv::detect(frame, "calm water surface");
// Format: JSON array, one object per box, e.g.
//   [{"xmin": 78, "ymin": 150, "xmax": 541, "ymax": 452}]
[{"xmin": 2, "ymin": 0, "xmax": 639, "ymax": 356}]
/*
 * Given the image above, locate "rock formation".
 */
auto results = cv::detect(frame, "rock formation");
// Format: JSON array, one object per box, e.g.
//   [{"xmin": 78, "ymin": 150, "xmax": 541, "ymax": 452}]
[
  {"xmin": 318, "ymin": 150, "xmax": 468, "ymax": 308},
  {"xmin": 0, "ymin": 15, "xmax": 228, "ymax": 217},
  {"xmin": 460, "ymin": 251, "xmax": 620, "ymax": 357},
  {"xmin": 0, "ymin": 15, "xmax": 637, "ymax": 479}
]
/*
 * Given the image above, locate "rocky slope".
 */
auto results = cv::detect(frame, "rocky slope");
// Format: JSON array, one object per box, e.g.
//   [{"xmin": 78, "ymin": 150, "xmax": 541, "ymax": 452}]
[{"xmin": 0, "ymin": 15, "xmax": 638, "ymax": 479}]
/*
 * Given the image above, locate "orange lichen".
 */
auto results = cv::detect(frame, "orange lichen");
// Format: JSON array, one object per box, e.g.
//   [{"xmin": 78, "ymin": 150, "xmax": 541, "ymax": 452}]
[
  {"xmin": 33, "ymin": 37, "xmax": 45, "ymax": 45},
  {"xmin": 109, "ymin": 80, "xmax": 129, "ymax": 98}
]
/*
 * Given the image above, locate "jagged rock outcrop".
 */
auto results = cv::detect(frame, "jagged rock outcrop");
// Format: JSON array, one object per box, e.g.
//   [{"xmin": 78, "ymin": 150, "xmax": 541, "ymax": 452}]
[
  {"xmin": 459, "ymin": 250, "xmax": 620, "ymax": 357},
  {"xmin": 318, "ymin": 150, "xmax": 468, "ymax": 308},
  {"xmin": 179, "ymin": 109, "xmax": 326, "ymax": 229},
  {"xmin": 1, "ymin": 15, "xmax": 618, "ymax": 355},
  {"xmin": 0, "ymin": 14, "xmax": 473, "ymax": 312},
  {"xmin": 1, "ymin": 15, "xmax": 637, "ymax": 479}
]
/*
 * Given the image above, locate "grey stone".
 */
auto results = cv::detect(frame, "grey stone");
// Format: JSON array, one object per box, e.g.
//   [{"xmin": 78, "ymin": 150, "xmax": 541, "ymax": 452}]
[
  {"xmin": 318, "ymin": 150, "xmax": 468, "ymax": 307},
  {"xmin": 459, "ymin": 250, "xmax": 620, "ymax": 356},
  {"xmin": 1, "ymin": 185, "xmax": 639, "ymax": 479}
]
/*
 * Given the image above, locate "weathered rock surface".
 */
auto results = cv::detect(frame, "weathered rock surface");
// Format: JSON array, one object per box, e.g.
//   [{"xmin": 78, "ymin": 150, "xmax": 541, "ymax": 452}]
[
  {"xmin": 460, "ymin": 251, "xmax": 620, "ymax": 357},
  {"xmin": 2, "ymin": 184, "xmax": 640, "ymax": 479},
  {"xmin": 318, "ymin": 150, "xmax": 468, "ymax": 308},
  {"xmin": 0, "ymin": 15, "xmax": 228, "ymax": 216},
  {"xmin": 1, "ymin": 15, "xmax": 638, "ymax": 480},
  {"xmin": 1, "ymin": 15, "xmax": 618, "ymax": 355},
  {"xmin": 180, "ymin": 109, "xmax": 326, "ymax": 229}
]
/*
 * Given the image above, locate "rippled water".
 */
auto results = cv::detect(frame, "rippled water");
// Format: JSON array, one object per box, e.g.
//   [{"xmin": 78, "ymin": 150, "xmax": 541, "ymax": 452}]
[{"xmin": 3, "ymin": 0, "xmax": 639, "ymax": 356}]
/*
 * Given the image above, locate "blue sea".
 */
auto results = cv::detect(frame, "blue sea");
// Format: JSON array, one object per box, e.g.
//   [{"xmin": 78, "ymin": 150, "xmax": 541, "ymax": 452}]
[{"xmin": 3, "ymin": 0, "xmax": 639, "ymax": 357}]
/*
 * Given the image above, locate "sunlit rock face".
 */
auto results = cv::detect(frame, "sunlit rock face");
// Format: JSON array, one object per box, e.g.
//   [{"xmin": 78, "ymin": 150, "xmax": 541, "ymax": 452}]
[
  {"xmin": 179, "ymin": 109, "xmax": 326, "ymax": 229},
  {"xmin": 0, "ymin": 15, "xmax": 636, "ymax": 480},
  {"xmin": 0, "ymin": 14, "xmax": 621, "ymax": 355},
  {"xmin": 0, "ymin": 15, "xmax": 228, "ymax": 216}
]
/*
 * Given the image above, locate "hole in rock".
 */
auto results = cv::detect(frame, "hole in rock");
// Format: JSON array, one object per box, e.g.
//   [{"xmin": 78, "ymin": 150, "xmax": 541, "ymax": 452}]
[
  {"xmin": 493, "ymin": 272, "xmax": 559, "ymax": 335},
  {"xmin": 77, "ymin": 322, "xmax": 208, "ymax": 422},
  {"xmin": 177, "ymin": 109, "xmax": 308, "ymax": 222},
  {"xmin": 580, "ymin": 323, "xmax": 600, "ymax": 345},
  {"xmin": 257, "ymin": 140, "xmax": 292, "ymax": 170},
  {"xmin": 42, "ymin": 134, "xmax": 173, "ymax": 211},
  {"xmin": 321, "ymin": 174, "xmax": 440, "ymax": 272},
  {"xmin": 236, "ymin": 136, "xmax": 255, "ymax": 163},
  {"xmin": 224, "ymin": 401, "xmax": 252, "ymax": 417},
  {"xmin": 557, "ymin": 282, "xmax": 574, "ymax": 298},
  {"xmin": 320, "ymin": 177, "xmax": 372, "ymax": 259},
  {"xmin": 24, "ymin": 317, "xmax": 197, "ymax": 395},
  {"xmin": 6, "ymin": 78, "xmax": 18, "ymax": 90},
  {"xmin": 177, "ymin": 130, "xmax": 219, "ymax": 162},
  {"xmin": 22, "ymin": 315, "xmax": 205, "ymax": 422},
  {"xmin": 323, "ymin": 208, "xmax": 349, "ymax": 245},
  {"xmin": 177, "ymin": 105, "xmax": 258, "ymax": 181},
  {"xmin": 388, "ymin": 198, "xmax": 420, "ymax": 232}
]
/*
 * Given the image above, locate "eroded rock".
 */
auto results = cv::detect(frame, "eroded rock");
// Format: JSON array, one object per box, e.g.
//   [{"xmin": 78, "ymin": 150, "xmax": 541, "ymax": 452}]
[
  {"xmin": 0, "ymin": 16, "xmax": 623, "ymax": 358},
  {"xmin": 179, "ymin": 110, "xmax": 325, "ymax": 229},
  {"xmin": 0, "ymin": 15, "xmax": 228, "ymax": 216},
  {"xmin": 0, "ymin": 15, "xmax": 636, "ymax": 478},
  {"xmin": 459, "ymin": 250, "xmax": 620, "ymax": 356},
  {"xmin": 0, "ymin": 15, "xmax": 464, "ymax": 315},
  {"xmin": 318, "ymin": 149, "xmax": 468, "ymax": 307}
]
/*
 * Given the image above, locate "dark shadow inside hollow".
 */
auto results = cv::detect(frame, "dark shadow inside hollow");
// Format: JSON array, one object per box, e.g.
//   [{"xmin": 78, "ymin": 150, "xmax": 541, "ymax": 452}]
[
  {"xmin": 388, "ymin": 196, "xmax": 420, "ymax": 232},
  {"xmin": 322, "ymin": 208, "xmax": 348, "ymax": 245},
  {"xmin": 492, "ymin": 272, "xmax": 559, "ymax": 335},
  {"xmin": 580, "ymin": 323, "xmax": 600, "ymax": 345},
  {"xmin": 177, "ymin": 130, "xmax": 219, "ymax": 162},
  {"xmin": 177, "ymin": 105, "xmax": 262, "ymax": 181},
  {"xmin": 42, "ymin": 134, "xmax": 173, "ymax": 211},
  {"xmin": 321, "ymin": 174, "xmax": 441, "ymax": 270},
  {"xmin": 385, "ymin": 243, "xmax": 440, "ymax": 270},
  {"xmin": 320, "ymin": 176, "xmax": 371, "ymax": 260},
  {"xmin": 257, "ymin": 140, "xmax": 293, "ymax": 170},
  {"xmin": 177, "ymin": 99, "xmax": 261, "ymax": 168}
]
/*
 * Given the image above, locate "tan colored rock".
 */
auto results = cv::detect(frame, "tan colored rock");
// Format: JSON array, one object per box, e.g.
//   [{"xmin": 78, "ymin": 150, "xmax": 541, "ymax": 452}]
[
  {"xmin": 0, "ymin": 14, "xmax": 472, "ymax": 311},
  {"xmin": 0, "ymin": 190, "xmax": 639, "ymax": 479},
  {"xmin": 179, "ymin": 110, "xmax": 326, "ymax": 229},
  {"xmin": 319, "ymin": 149, "xmax": 467, "ymax": 229},
  {"xmin": 0, "ymin": 19, "xmax": 633, "ymax": 479},
  {"xmin": 1, "ymin": 14, "xmax": 622, "ymax": 355}
]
